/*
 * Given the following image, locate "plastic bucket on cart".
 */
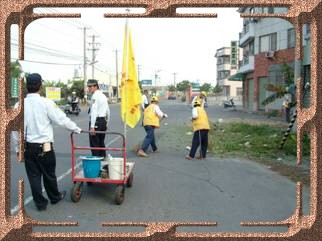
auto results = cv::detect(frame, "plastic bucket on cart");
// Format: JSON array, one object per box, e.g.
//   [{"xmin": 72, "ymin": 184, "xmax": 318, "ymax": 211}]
[
  {"xmin": 108, "ymin": 157, "xmax": 124, "ymax": 180},
  {"xmin": 81, "ymin": 156, "xmax": 103, "ymax": 178}
]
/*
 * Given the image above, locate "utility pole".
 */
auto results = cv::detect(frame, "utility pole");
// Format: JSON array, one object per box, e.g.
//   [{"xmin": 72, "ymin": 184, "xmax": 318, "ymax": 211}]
[
  {"xmin": 172, "ymin": 72, "xmax": 177, "ymax": 87},
  {"xmin": 114, "ymin": 49, "xmax": 119, "ymax": 101},
  {"xmin": 88, "ymin": 35, "xmax": 100, "ymax": 79},
  {"xmin": 80, "ymin": 27, "xmax": 90, "ymax": 101},
  {"xmin": 154, "ymin": 69, "xmax": 162, "ymax": 93}
]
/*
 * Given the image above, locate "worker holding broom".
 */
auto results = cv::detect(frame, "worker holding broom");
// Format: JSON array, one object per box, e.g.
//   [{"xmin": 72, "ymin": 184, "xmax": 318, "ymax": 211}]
[{"xmin": 186, "ymin": 99, "xmax": 210, "ymax": 160}]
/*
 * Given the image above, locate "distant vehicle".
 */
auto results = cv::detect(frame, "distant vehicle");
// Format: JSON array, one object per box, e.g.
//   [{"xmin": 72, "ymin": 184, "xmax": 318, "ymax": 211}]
[{"xmin": 168, "ymin": 95, "xmax": 176, "ymax": 100}]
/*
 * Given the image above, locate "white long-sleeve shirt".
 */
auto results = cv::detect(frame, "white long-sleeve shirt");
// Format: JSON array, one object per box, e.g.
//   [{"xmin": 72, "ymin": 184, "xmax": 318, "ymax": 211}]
[
  {"xmin": 141, "ymin": 94, "xmax": 149, "ymax": 109},
  {"xmin": 12, "ymin": 93, "xmax": 81, "ymax": 152},
  {"xmin": 192, "ymin": 107, "xmax": 199, "ymax": 119},
  {"xmin": 89, "ymin": 89, "xmax": 110, "ymax": 128},
  {"xmin": 153, "ymin": 104, "xmax": 165, "ymax": 118}
]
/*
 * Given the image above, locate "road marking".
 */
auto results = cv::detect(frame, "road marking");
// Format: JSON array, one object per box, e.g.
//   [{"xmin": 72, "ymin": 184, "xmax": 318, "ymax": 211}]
[{"xmin": 10, "ymin": 136, "xmax": 120, "ymax": 215}]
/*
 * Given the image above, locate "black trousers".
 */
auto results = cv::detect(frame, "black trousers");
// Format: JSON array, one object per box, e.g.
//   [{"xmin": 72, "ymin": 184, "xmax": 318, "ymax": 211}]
[
  {"xmin": 89, "ymin": 117, "xmax": 107, "ymax": 157},
  {"xmin": 24, "ymin": 143, "xmax": 61, "ymax": 209},
  {"xmin": 189, "ymin": 129, "xmax": 209, "ymax": 158}
]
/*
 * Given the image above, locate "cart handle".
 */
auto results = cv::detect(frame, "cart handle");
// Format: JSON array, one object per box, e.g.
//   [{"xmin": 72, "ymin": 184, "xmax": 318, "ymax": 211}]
[{"xmin": 70, "ymin": 130, "xmax": 126, "ymax": 147}]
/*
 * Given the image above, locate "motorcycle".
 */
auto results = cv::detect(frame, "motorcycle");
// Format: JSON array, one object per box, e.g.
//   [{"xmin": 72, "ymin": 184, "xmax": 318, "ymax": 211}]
[
  {"xmin": 63, "ymin": 102, "xmax": 81, "ymax": 116},
  {"xmin": 223, "ymin": 98, "xmax": 236, "ymax": 109}
]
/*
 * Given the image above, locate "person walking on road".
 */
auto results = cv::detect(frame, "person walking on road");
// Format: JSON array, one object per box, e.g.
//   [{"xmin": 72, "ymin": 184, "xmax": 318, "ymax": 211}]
[
  {"xmin": 186, "ymin": 99, "xmax": 210, "ymax": 160},
  {"xmin": 87, "ymin": 79, "xmax": 110, "ymax": 158},
  {"xmin": 12, "ymin": 73, "xmax": 82, "ymax": 211},
  {"xmin": 191, "ymin": 91, "xmax": 207, "ymax": 108},
  {"xmin": 141, "ymin": 89, "xmax": 149, "ymax": 110},
  {"xmin": 137, "ymin": 96, "xmax": 168, "ymax": 157}
]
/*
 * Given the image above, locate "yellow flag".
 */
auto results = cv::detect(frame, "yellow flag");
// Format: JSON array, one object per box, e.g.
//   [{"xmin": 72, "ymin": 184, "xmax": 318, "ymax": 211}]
[{"xmin": 120, "ymin": 22, "xmax": 141, "ymax": 128}]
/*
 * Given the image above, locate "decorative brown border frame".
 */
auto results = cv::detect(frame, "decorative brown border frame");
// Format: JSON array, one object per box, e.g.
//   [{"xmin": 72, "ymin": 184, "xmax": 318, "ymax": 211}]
[{"xmin": 1, "ymin": 0, "xmax": 321, "ymax": 240}]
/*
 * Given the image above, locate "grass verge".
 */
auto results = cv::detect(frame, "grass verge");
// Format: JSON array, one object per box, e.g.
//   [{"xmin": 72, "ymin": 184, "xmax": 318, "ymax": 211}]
[{"xmin": 164, "ymin": 121, "xmax": 310, "ymax": 186}]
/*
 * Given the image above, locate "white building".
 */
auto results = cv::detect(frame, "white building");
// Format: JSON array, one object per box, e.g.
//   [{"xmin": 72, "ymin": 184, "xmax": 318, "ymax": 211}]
[{"xmin": 215, "ymin": 41, "xmax": 243, "ymax": 97}]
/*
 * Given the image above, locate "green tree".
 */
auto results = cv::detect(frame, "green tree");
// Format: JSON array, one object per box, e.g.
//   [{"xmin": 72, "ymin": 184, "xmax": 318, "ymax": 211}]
[
  {"xmin": 212, "ymin": 84, "xmax": 223, "ymax": 95},
  {"xmin": 200, "ymin": 83, "xmax": 212, "ymax": 92},
  {"xmin": 168, "ymin": 85, "xmax": 176, "ymax": 92},
  {"xmin": 176, "ymin": 80, "xmax": 191, "ymax": 92},
  {"xmin": 10, "ymin": 61, "xmax": 23, "ymax": 79},
  {"xmin": 70, "ymin": 80, "xmax": 85, "ymax": 98},
  {"xmin": 262, "ymin": 62, "xmax": 295, "ymax": 107}
]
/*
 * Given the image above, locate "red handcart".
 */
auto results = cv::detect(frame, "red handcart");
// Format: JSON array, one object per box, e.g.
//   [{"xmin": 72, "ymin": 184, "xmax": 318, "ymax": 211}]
[{"xmin": 70, "ymin": 130, "xmax": 134, "ymax": 205}]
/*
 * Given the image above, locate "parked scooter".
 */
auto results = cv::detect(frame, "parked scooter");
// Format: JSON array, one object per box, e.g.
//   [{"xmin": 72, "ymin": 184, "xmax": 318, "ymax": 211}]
[{"xmin": 223, "ymin": 98, "xmax": 236, "ymax": 109}]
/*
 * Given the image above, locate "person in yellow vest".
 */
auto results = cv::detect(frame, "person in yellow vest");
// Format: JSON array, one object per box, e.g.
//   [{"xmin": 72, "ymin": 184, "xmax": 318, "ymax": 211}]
[
  {"xmin": 186, "ymin": 99, "xmax": 210, "ymax": 160},
  {"xmin": 137, "ymin": 96, "xmax": 168, "ymax": 157},
  {"xmin": 191, "ymin": 91, "xmax": 207, "ymax": 108}
]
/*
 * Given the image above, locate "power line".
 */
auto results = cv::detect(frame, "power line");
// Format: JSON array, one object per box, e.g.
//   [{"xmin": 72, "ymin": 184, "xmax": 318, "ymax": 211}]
[
  {"xmin": 18, "ymin": 59, "xmax": 80, "ymax": 65},
  {"xmin": 11, "ymin": 41, "xmax": 83, "ymax": 60}
]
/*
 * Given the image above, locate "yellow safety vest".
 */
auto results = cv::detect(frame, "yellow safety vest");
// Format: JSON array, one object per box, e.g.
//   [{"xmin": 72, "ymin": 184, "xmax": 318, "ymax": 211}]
[
  {"xmin": 192, "ymin": 106, "xmax": 210, "ymax": 132},
  {"xmin": 143, "ymin": 103, "xmax": 160, "ymax": 128}
]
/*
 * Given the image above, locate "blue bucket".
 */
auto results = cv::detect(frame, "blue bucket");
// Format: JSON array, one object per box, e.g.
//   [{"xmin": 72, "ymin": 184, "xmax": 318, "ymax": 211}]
[{"xmin": 81, "ymin": 156, "xmax": 103, "ymax": 178}]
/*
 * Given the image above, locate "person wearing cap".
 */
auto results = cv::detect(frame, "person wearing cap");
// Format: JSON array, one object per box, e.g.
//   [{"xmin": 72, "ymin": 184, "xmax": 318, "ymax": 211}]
[
  {"xmin": 12, "ymin": 73, "xmax": 82, "ymax": 211},
  {"xmin": 191, "ymin": 91, "xmax": 207, "ymax": 108},
  {"xmin": 87, "ymin": 79, "xmax": 110, "ymax": 158},
  {"xmin": 186, "ymin": 98, "xmax": 210, "ymax": 160},
  {"xmin": 137, "ymin": 96, "xmax": 168, "ymax": 157}
]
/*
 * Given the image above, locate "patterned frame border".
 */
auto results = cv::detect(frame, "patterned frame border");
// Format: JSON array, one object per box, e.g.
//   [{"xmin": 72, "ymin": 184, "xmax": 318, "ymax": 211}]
[{"xmin": 1, "ymin": 0, "xmax": 321, "ymax": 240}]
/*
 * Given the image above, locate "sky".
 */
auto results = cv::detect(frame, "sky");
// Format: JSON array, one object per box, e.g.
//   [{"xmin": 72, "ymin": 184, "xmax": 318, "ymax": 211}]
[{"xmin": 11, "ymin": 7, "xmax": 243, "ymax": 86}]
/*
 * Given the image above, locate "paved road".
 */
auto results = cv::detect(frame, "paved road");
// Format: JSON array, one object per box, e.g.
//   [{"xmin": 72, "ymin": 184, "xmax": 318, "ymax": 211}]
[{"xmin": 10, "ymin": 100, "xmax": 310, "ymax": 233}]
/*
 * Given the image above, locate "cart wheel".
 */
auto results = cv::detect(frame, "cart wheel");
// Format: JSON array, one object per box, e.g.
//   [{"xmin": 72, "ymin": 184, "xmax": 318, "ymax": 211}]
[
  {"xmin": 127, "ymin": 172, "xmax": 134, "ymax": 188},
  {"xmin": 71, "ymin": 182, "xmax": 83, "ymax": 202},
  {"xmin": 115, "ymin": 185, "xmax": 125, "ymax": 205}
]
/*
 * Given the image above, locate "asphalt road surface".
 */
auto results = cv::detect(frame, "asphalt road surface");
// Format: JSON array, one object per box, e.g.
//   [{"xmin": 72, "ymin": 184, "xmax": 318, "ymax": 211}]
[{"xmin": 10, "ymin": 100, "xmax": 310, "ymax": 233}]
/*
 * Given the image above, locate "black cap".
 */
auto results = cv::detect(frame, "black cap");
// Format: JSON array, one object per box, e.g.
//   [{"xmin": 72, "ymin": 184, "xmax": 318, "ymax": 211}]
[
  {"xmin": 26, "ymin": 73, "xmax": 42, "ymax": 86},
  {"xmin": 87, "ymin": 79, "xmax": 98, "ymax": 86}
]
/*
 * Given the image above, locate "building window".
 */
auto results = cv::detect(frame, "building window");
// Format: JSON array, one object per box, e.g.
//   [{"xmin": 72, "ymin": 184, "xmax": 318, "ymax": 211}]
[
  {"xmin": 287, "ymin": 28, "xmax": 296, "ymax": 48},
  {"xmin": 259, "ymin": 33, "xmax": 277, "ymax": 52},
  {"xmin": 237, "ymin": 87, "xmax": 243, "ymax": 96}
]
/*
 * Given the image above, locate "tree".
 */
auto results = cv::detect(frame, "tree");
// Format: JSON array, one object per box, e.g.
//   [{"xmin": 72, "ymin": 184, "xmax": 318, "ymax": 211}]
[
  {"xmin": 200, "ymin": 83, "xmax": 212, "ymax": 92},
  {"xmin": 168, "ymin": 85, "xmax": 176, "ymax": 92},
  {"xmin": 10, "ymin": 61, "xmax": 23, "ymax": 79},
  {"xmin": 212, "ymin": 84, "xmax": 223, "ymax": 96},
  {"xmin": 262, "ymin": 62, "xmax": 295, "ymax": 107},
  {"xmin": 176, "ymin": 80, "xmax": 191, "ymax": 92},
  {"xmin": 70, "ymin": 80, "xmax": 85, "ymax": 98}
]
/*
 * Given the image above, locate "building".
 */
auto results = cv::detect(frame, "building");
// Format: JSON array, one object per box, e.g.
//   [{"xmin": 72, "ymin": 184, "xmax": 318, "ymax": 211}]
[
  {"xmin": 215, "ymin": 41, "xmax": 243, "ymax": 97},
  {"xmin": 237, "ymin": 7, "xmax": 297, "ymax": 112}
]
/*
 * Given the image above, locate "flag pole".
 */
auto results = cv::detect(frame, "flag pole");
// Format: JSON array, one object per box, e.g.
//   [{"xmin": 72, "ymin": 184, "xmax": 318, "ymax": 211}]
[{"xmin": 123, "ymin": 10, "xmax": 130, "ymax": 140}]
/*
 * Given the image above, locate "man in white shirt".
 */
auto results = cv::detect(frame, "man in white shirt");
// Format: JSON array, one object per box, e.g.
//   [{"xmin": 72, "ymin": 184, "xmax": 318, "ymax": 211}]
[
  {"xmin": 141, "ymin": 89, "xmax": 149, "ymax": 110},
  {"xmin": 87, "ymin": 79, "xmax": 110, "ymax": 158},
  {"xmin": 12, "ymin": 73, "xmax": 82, "ymax": 211}
]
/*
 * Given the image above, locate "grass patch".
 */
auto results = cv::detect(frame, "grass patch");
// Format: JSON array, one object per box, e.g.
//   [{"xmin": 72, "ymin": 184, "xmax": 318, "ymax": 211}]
[
  {"xmin": 167, "ymin": 122, "xmax": 310, "ymax": 186},
  {"xmin": 210, "ymin": 122, "xmax": 310, "ymax": 159}
]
